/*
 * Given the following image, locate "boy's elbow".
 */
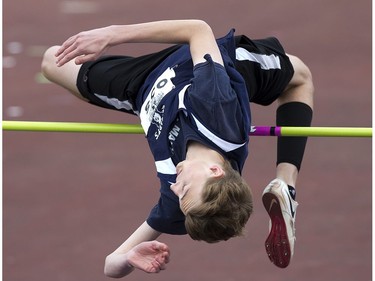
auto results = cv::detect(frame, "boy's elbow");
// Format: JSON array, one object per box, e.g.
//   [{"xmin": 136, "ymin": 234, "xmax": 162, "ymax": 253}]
[
  {"xmin": 104, "ymin": 255, "xmax": 122, "ymax": 279},
  {"xmin": 192, "ymin": 19, "xmax": 212, "ymax": 32},
  {"xmin": 103, "ymin": 256, "xmax": 114, "ymax": 278},
  {"xmin": 104, "ymin": 253, "xmax": 135, "ymax": 279}
]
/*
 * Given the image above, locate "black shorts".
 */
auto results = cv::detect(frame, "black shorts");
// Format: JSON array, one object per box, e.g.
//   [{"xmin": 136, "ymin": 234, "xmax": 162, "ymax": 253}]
[
  {"xmin": 76, "ymin": 45, "xmax": 180, "ymax": 115},
  {"xmin": 76, "ymin": 35, "xmax": 294, "ymax": 114},
  {"xmin": 235, "ymin": 35, "xmax": 294, "ymax": 106}
]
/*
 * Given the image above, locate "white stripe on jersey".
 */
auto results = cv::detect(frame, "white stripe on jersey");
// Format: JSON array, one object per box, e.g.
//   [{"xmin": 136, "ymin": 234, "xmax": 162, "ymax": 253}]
[
  {"xmin": 178, "ymin": 84, "xmax": 190, "ymax": 111},
  {"xmin": 155, "ymin": 158, "xmax": 176, "ymax": 175},
  {"xmin": 191, "ymin": 114, "xmax": 246, "ymax": 152},
  {"xmin": 235, "ymin": 47, "xmax": 281, "ymax": 70}
]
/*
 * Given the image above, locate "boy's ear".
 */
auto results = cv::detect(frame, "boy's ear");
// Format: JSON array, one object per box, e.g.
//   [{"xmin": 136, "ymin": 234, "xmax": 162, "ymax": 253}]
[{"xmin": 210, "ymin": 165, "xmax": 225, "ymax": 178}]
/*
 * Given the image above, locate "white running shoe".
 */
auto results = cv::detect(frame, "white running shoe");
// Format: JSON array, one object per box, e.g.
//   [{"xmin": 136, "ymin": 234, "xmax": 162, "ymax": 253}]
[{"xmin": 262, "ymin": 178, "xmax": 298, "ymax": 268}]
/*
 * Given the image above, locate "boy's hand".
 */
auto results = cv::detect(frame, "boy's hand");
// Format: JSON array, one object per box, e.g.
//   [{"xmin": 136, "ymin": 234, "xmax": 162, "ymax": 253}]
[
  {"xmin": 55, "ymin": 27, "xmax": 114, "ymax": 67},
  {"xmin": 127, "ymin": 241, "xmax": 170, "ymax": 273}
]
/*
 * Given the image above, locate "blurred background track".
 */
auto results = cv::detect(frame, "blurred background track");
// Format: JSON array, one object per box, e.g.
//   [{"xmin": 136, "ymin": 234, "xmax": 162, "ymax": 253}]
[{"xmin": 3, "ymin": 1, "xmax": 372, "ymax": 280}]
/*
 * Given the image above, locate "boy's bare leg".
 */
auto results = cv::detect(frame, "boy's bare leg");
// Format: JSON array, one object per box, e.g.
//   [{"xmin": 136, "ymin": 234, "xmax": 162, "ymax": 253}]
[
  {"xmin": 41, "ymin": 45, "xmax": 88, "ymax": 102},
  {"xmin": 262, "ymin": 54, "xmax": 314, "ymax": 268},
  {"xmin": 275, "ymin": 54, "xmax": 314, "ymax": 187}
]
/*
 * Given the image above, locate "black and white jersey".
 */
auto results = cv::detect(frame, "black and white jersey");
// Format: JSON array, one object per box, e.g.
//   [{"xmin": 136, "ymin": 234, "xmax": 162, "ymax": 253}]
[{"xmin": 138, "ymin": 30, "xmax": 251, "ymax": 234}]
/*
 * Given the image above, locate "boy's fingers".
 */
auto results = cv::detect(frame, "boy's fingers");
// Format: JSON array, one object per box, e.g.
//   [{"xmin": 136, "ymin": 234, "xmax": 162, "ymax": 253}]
[
  {"xmin": 56, "ymin": 46, "xmax": 83, "ymax": 66},
  {"xmin": 163, "ymin": 252, "xmax": 170, "ymax": 263},
  {"xmin": 55, "ymin": 36, "xmax": 76, "ymax": 56}
]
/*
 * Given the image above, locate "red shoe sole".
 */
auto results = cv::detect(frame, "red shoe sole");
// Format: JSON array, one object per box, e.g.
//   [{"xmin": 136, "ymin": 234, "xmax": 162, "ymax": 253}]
[{"xmin": 262, "ymin": 192, "xmax": 291, "ymax": 268}]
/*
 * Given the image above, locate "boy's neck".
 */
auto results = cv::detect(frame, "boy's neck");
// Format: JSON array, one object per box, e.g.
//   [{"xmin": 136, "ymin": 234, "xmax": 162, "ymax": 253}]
[{"xmin": 186, "ymin": 141, "xmax": 224, "ymax": 164}]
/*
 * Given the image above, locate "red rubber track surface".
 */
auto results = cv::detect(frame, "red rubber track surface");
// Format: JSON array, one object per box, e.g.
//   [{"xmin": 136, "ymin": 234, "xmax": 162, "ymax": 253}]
[{"xmin": 3, "ymin": 1, "xmax": 372, "ymax": 280}]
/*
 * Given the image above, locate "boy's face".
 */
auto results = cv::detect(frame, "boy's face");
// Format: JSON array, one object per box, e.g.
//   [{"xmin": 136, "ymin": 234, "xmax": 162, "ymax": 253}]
[{"xmin": 170, "ymin": 159, "xmax": 224, "ymax": 214}]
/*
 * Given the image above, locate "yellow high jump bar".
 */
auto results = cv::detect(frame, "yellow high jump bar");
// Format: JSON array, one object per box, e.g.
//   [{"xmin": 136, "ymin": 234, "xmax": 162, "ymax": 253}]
[{"xmin": 2, "ymin": 121, "xmax": 372, "ymax": 137}]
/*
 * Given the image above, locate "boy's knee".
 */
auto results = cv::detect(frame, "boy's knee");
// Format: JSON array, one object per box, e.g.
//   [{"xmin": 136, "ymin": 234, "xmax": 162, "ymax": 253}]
[
  {"xmin": 41, "ymin": 46, "xmax": 60, "ymax": 77},
  {"xmin": 289, "ymin": 55, "xmax": 313, "ymax": 88},
  {"xmin": 280, "ymin": 55, "xmax": 314, "ymax": 107},
  {"xmin": 40, "ymin": 46, "xmax": 86, "ymax": 100}
]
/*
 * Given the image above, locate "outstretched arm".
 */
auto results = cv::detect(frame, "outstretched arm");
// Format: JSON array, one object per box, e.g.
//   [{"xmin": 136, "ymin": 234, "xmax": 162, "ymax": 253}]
[
  {"xmin": 55, "ymin": 19, "xmax": 223, "ymax": 67},
  {"xmin": 104, "ymin": 221, "xmax": 170, "ymax": 278}
]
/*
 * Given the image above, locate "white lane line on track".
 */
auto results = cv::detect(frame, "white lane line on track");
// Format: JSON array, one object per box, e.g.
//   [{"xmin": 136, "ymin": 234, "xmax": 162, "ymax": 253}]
[
  {"xmin": 5, "ymin": 106, "xmax": 24, "ymax": 118},
  {"xmin": 3, "ymin": 56, "xmax": 17, "ymax": 68},
  {"xmin": 59, "ymin": 1, "xmax": 99, "ymax": 14}
]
